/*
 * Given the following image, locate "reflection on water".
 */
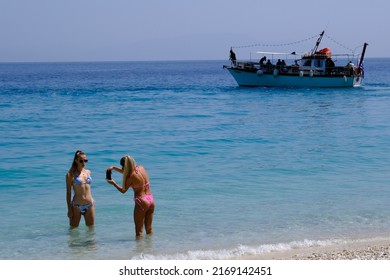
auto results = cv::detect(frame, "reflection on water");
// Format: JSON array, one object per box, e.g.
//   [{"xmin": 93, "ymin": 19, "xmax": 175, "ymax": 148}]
[
  {"xmin": 131, "ymin": 234, "xmax": 155, "ymax": 259},
  {"xmin": 65, "ymin": 225, "xmax": 158, "ymax": 259},
  {"xmin": 67, "ymin": 226, "xmax": 97, "ymax": 257}
]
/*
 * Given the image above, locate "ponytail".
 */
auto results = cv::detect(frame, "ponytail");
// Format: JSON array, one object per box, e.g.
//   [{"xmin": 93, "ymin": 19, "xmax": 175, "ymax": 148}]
[{"xmin": 121, "ymin": 155, "xmax": 136, "ymax": 188}]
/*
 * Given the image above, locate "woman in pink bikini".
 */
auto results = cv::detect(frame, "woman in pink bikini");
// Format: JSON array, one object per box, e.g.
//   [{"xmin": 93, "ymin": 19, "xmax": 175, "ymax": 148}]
[
  {"xmin": 66, "ymin": 150, "xmax": 95, "ymax": 227},
  {"xmin": 106, "ymin": 155, "xmax": 154, "ymax": 239}
]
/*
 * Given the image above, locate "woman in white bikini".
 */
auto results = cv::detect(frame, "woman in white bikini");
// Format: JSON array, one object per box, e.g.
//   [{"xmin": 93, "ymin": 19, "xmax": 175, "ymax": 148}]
[
  {"xmin": 66, "ymin": 150, "xmax": 95, "ymax": 227},
  {"xmin": 106, "ymin": 155, "xmax": 155, "ymax": 239}
]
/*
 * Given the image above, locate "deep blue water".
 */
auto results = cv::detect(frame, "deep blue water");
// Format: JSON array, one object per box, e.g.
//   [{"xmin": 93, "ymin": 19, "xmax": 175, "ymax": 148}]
[{"xmin": 1, "ymin": 59, "xmax": 390, "ymax": 259}]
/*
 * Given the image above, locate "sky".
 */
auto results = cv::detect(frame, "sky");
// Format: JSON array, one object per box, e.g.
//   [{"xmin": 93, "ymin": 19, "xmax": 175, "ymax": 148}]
[{"xmin": 0, "ymin": 0, "xmax": 389, "ymax": 62}]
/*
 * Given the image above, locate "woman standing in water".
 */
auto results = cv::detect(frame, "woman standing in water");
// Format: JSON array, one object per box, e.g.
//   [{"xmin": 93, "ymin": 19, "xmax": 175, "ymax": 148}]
[
  {"xmin": 106, "ymin": 155, "xmax": 154, "ymax": 239},
  {"xmin": 66, "ymin": 150, "xmax": 95, "ymax": 227}
]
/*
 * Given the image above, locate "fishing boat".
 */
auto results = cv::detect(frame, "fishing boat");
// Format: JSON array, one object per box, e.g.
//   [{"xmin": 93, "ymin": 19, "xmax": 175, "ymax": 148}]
[{"xmin": 223, "ymin": 31, "xmax": 368, "ymax": 88}]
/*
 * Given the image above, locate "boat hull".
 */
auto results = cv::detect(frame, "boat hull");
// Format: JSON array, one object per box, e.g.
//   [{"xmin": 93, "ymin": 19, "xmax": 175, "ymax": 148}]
[{"xmin": 226, "ymin": 67, "xmax": 363, "ymax": 88}]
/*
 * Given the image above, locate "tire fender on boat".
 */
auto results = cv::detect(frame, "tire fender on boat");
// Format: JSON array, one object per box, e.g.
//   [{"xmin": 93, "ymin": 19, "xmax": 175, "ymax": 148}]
[
  {"xmin": 299, "ymin": 71, "xmax": 304, "ymax": 77},
  {"xmin": 309, "ymin": 70, "xmax": 314, "ymax": 77},
  {"xmin": 256, "ymin": 70, "xmax": 263, "ymax": 76},
  {"xmin": 273, "ymin": 69, "xmax": 278, "ymax": 77},
  {"xmin": 343, "ymin": 75, "xmax": 347, "ymax": 83}
]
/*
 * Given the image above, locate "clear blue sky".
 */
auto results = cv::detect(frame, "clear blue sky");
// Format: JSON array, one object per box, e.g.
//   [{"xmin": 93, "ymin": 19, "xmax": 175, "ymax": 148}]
[{"xmin": 0, "ymin": 0, "xmax": 388, "ymax": 62}]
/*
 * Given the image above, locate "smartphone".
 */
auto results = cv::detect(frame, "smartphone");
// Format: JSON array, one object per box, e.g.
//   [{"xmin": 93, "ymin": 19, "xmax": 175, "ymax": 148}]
[{"xmin": 106, "ymin": 169, "xmax": 112, "ymax": 180}]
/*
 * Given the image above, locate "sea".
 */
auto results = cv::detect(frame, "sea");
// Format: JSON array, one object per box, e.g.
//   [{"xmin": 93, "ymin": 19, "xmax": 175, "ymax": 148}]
[{"xmin": 1, "ymin": 58, "xmax": 390, "ymax": 260}]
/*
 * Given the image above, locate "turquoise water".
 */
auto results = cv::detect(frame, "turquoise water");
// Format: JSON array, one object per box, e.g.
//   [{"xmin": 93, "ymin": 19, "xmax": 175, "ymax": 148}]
[{"xmin": 1, "ymin": 59, "xmax": 390, "ymax": 259}]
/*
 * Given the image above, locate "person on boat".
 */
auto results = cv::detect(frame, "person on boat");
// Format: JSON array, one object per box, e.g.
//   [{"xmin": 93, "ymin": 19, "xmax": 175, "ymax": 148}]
[
  {"xmin": 325, "ymin": 58, "xmax": 335, "ymax": 75},
  {"xmin": 266, "ymin": 59, "xmax": 273, "ymax": 71},
  {"xmin": 347, "ymin": 61, "xmax": 355, "ymax": 76},
  {"xmin": 106, "ymin": 155, "xmax": 155, "ymax": 239},
  {"xmin": 259, "ymin": 56, "xmax": 267, "ymax": 65},
  {"xmin": 229, "ymin": 48, "xmax": 237, "ymax": 66},
  {"xmin": 66, "ymin": 150, "xmax": 95, "ymax": 228},
  {"xmin": 276, "ymin": 59, "xmax": 282, "ymax": 68},
  {"xmin": 280, "ymin": 60, "xmax": 287, "ymax": 72}
]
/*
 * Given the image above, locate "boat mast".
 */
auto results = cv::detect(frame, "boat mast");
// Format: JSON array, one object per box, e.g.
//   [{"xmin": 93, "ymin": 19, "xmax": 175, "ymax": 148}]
[
  {"xmin": 311, "ymin": 30, "xmax": 325, "ymax": 55},
  {"xmin": 358, "ymin": 42, "xmax": 368, "ymax": 69}
]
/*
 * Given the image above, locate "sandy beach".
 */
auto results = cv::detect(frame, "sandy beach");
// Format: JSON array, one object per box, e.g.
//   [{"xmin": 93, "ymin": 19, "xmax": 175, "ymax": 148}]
[{"xmin": 238, "ymin": 238, "xmax": 390, "ymax": 260}]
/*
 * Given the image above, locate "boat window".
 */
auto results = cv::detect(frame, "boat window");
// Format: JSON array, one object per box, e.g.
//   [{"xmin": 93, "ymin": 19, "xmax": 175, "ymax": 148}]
[
  {"xmin": 303, "ymin": 59, "xmax": 312, "ymax": 66},
  {"xmin": 315, "ymin": 59, "xmax": 324, "ymax": 68}
]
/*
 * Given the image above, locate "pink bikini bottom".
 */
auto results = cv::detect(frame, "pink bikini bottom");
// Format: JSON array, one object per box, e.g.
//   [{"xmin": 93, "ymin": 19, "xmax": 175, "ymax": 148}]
[{"xmin": 134, "ymin": 194, "xmax": 154, "ymax": 211}]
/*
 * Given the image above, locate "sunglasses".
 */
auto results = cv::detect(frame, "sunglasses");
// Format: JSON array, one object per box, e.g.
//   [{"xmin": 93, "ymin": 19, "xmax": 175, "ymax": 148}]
[{"xmin": 79, "ymin": 159, "xmax": 88, "ymax": 163}]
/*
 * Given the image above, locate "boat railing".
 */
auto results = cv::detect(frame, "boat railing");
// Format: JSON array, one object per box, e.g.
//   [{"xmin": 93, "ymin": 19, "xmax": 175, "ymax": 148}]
[
  {"xmin": 232, "ymin": 60, "xmax": 357, "ymax": 77},
  {"xmin": 234, "ymin": 61, "xmax": 299, "ymax": 74},
  {"xmin": 234, "ymin": 61, "xmax": 259, "ymax": 69}
]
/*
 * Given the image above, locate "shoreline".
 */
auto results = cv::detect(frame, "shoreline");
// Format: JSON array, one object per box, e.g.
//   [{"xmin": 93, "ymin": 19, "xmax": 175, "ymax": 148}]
[{"xmin": 236, "ymin": 238, "xmax": 390, "ymax": 260}]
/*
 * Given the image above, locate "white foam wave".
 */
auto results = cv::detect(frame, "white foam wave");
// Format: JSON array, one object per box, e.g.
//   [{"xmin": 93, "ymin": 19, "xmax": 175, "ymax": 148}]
[{"xmin": 131, "ymin": 238, "xmax": 348, "ymax": 260}]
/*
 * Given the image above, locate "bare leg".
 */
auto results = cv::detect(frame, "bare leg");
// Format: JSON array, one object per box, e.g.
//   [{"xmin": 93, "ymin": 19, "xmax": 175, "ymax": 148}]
[
  {"xmin": 144, "ymin": 203, "xmax": 155, "ymax": 235},
  {"xmin": 133, "ymin": 205, "xmax": 145, "ymax": 239},
  {"xmin": 84, "ymin": 204, "xmax": 95, "ymax": 227},
  {"xmin": 70, "ymin": 205, "xmax": 82, "ymax": 227}
]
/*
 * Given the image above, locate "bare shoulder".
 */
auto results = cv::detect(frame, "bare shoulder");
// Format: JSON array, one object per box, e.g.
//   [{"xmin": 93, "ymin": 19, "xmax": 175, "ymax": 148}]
[
  {"xmin": 139, "ymin": 166, "xmax": 149, "ymax": 180},
  {"xmin": 138, "ymin": 165, "xmax": 148, "ymax": 174},
  {"xmin": 139, "ymin": 165, "xmax": 147, "ymax": 170}
]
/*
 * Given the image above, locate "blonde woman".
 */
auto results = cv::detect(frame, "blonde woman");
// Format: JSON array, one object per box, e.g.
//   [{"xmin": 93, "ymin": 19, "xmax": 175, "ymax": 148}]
[
  {"xmin": 66, "ymin": 150, "xmax": 95, "ymax": 227},
  {"xmin": 106, "ymin": 155, "xmax": 154, "ymax": 239}
]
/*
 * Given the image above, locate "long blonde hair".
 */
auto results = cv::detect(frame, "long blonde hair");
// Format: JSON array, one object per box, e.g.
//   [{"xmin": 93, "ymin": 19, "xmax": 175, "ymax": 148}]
[{"xmin": 121, "ymin": 155, "xmax": 136, "ymax": 187}]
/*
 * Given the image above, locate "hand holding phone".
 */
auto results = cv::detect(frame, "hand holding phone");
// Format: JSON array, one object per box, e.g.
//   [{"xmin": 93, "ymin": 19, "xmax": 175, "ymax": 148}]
[{"xmin": 106, "ymin": 169, "xmax": 112, "ymax": 180}]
